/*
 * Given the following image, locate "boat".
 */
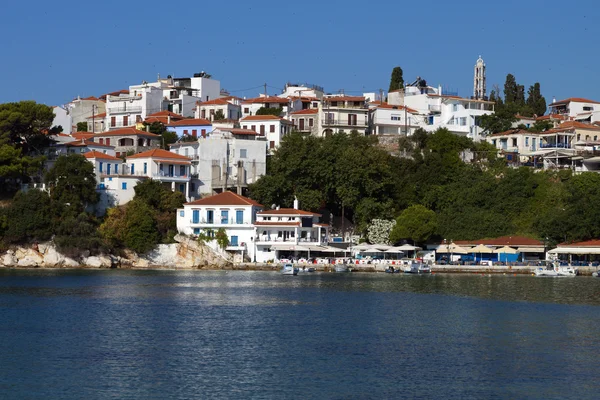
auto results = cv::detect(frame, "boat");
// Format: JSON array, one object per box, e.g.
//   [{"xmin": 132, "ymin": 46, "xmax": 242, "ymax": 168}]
[
  {"xmin": 418, "ymin": 263, "xmax": 431, "ymax": 274},
  {"xmin": 334, "ymin": 264, "xmax": 351, "ymax": 273},
  {"xmin": 281, "ymin": 263, "xmax": 299, "ymax": 276},
  {"xmin": 384, "ymin": 266, "xmax": 400, "ymax": 273},
  {"xmin": 403, "ymin": 261, "xmax": 431, "ymax": 274},
  {"xmin": 534, "ymin": 262, "xmax": 578, "ymax": 277},
  {"xmin": 592, "ymin": 271, "xmax": 599, "ymax": 277},
  {"xmin": 298, "ymin": 266, "xmax": 316, "ymax": 274}
]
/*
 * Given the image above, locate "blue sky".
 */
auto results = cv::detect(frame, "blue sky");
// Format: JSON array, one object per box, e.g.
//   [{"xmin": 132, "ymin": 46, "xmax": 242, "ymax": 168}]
[{"xmin": 2, "ymin": 0, "xmax": 599, "ymax": 107}]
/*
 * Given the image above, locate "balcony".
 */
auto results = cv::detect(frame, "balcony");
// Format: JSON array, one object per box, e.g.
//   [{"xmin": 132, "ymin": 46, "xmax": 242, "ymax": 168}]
[
  {"xmin": 540, "ymin": 143, "xmax": 572, "ymax": 149},
  {"xmin": 153, "ymin": 172, "xmax": 191, "ymax": 181},
  {"xmin": 321, "ymin": 119, "xmax": 368, "ymax": 127},
  {"xmin": 428, "ymin": 104, "xmax": 441, "ymax": 113},
  {"xmin": 108, "ymin": 106, "xmax": 143, "ymax": 114},
  {"xmin": 189, "ymin": 219, "xmax": 252, "ymax": 226}
]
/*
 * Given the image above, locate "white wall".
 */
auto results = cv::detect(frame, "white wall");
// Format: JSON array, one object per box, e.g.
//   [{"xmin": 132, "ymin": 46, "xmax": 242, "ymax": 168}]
[{"xmin": 52, "ymin": 106, "xmax": 72, "ymax": 134}]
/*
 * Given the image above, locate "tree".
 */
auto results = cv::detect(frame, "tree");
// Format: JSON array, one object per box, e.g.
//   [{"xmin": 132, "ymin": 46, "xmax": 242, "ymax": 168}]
[
  {"xmin": 2, "ymin": 189, "xmax": 53, "ymax": 243},
  {"xmin": 389, "ymin": 205, "xmax": 438, "ymax": 244},
  {"xmin": 529, "ymin": 120, "xmax": 553, "ymax": 133},
  {"xmin": 45, "ymin": 153, "xmax": 99, "ymax": 216},
  {"xmin": 54, "ymin": 212, "xmax": 103, "ymax": 254},
  {"xmin": 256, "ymin": 107, "xmax": 283, "ymax": 116},
  {"xmin": 144, "ymin": 121, "xmax": 177, "ymax": 149},
  {"xmin": 215, "ymin": 228, "xmax": 229, "ymax": 249},
  {"xmin": 479, "ymin": 102, "xmax": 519, "ymax": 134},
  {"xmin": 388, "ymin": 66, "xmax": 404, "ymax": 92},
  {"xmin": 122, "ymin": 200, "xmax": 160, "ymax": 253},
  {"xmin": 526, "ymin": 83, "xmax": 547, "ymax": 117},
  {"xmin": 366, "ymin": 219, "xmax": 396, "ymax": 245},
  {"xmin": 503, "ymin": 74, "xmax": 519, "ymax": 105},
  {"xmin": 213, "ymin": 110, "xmax": 225, "ymax": 121},
  {"xmin": 76, "ymin": 122, "xmax": 88, "ymax": 132}
]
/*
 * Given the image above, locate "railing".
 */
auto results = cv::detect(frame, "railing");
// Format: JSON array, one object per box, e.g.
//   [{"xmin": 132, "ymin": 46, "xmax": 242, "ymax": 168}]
[
  {"xmin": 153, "ymin": 173, "xmax": 189, "ymax": 180},
  {"xmin": 428, "ymin": 104, "xmax": 441, "ymax": 112},
  {"xmin": 108, "ymin": 106, "xmax": 143, "ymax": 113},
  {"xmin": 323, "ymin": 103, "xmax": 368, "ymax": 109},
  {"xmin": 190, "ymin": 219, "xmax": 250, "ymax": 225},
  {"xmin": 540, "ymin": 143, "xmax": 571, "ymax": 149},
  {"xmin": 321, "ymin": 119, "xmax": 368, "ymax": 127}
]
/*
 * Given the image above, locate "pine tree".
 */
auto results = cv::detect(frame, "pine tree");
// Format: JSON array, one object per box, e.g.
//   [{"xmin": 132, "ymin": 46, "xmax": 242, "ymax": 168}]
[
  {"xmin": 503, "ymin": 74, "xmax": 518, "ymax": 105},
  {"xmin": 388, "ymin": 67, "xmax": 404, "ymax": 92},
  {"xmin": 526, "ymin": 83, "xmax": 547, "ymax": 116}
]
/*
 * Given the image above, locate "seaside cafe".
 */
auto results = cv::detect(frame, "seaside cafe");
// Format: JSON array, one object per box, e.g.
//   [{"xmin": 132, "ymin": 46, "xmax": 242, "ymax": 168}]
[
  {"xmin": 433, "ymin": 236, "xmax": 546, "ymax": 263},
  {"xmin": 547, "ymin": 239, "xmax": 600, "ymax": 266}
]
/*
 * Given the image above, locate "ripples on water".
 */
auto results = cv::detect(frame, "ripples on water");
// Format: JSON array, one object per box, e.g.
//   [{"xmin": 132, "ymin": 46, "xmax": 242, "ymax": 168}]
[{"xmin": 0, "ymin": 270, "xmax": 599, "ymax": 399}]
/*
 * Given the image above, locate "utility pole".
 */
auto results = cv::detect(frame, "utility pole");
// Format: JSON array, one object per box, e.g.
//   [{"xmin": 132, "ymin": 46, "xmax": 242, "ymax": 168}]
[
  {"xmin": 264, "ymin": 83, "xmax": 267, "ymax": 97},
  {"xmin": 92, "ymin": 104, "xmax": 97, "ymax": 133},
  {"xmin": 379, "ymin": 88, "xmax": 383, "ymax": 103}
]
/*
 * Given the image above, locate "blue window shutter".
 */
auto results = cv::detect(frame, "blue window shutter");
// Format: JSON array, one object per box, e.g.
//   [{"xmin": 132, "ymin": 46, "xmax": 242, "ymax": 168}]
[{"xmin": 192, "ymin": 210, "xmax": 200, "ymax": 224}]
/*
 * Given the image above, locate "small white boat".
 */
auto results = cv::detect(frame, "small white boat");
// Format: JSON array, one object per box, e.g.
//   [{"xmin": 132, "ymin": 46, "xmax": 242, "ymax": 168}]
[
  {"xmin": 592, "ymin": 271, "xmax": 599, "ymax": 278},
  {"xmin": 534, "ymin": 262, "xmax": 578, "ymax": 277},
  {"xmin": 418, "ymin": 264, "xmax": 431, "ymax": 274},
  {"xmin": 281, "ymin": 263, "xmax": 299, "ymax": 276},
  {"xmin": 403, "ymin": 261, "xmax": 430, "ymax": 274},
  {"xmin": 334, "ymin": 264, "xmax": 350, "ymax": 273}
]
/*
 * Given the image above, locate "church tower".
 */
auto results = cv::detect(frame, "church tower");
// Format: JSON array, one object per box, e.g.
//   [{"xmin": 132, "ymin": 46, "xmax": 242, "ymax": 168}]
[{"xmin": 473, "ymin": 56, "xmax": 486, "ymax": 100}]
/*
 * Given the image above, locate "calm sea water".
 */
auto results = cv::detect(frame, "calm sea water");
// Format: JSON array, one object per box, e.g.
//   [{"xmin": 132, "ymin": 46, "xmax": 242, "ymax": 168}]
[{"xmin": 1, "ymin": 270, "xmax": 599, "ymax": 400}]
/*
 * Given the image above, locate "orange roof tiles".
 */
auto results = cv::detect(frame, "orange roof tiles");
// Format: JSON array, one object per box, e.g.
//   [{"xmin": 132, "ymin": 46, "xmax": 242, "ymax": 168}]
[
  {"xmin": 66, "ymin": 139, "xmax": 114, "ymax": 148},
  {"xmin": 147, "ymin": 110, "xmax": 184, "ymax": 119},
  {"xmin": 375, "ymin": 103, "xmax": 419, "ymax": 113},
  {"xmin": 550, "ymin": 97, "xmax": 600, "ymax": 106},
  {"xmin": 558, "ymin": 239, "xmax": 600, "ymax": 247},
  {"xmin": 199, "ymin": 98, "xmax": 232, "ymax": 106},
  {"xmin": 489, "ymin": 128, "xmax": 532, "ymax": 137},
  {"xmin": 184, "ymin": 191, "xmax": 263, "ymax": 207},
  {"xmin": 254, "ymin": 221, "xmax": 301, "ymax": 226},
  {"xmin": 258, "ymin": 208, "xmax": 321, "ymax": 217},
  {"xmin": 166, "ymin": 118, "xmax": 212, "ymax": 127},
  {"xmin": 557, "ymin": 121, "xmax": 600, "ymax": 130},
  {"xmin": 454, "ymin": 236, "xmax": 543, "ymax": 247},
  {"xmin": 84, "ymin": 151, "xmax": 120, "ymax": 161},
  {"xmin": 241, "ymin": 115, "xmax": 288, "ymax": 121},
  {"xmin": 242, "ymin": 96, "xmax": 290, "ymax": 104},
  {"xmin": 536, "ymin": 114, "xmax": 569, "ymax": 121},
  {"xmin": 222, "ymin": 128, "xmax": 258, "ymax": 136},
  {"xmin": 126, "ymin": 148, "xmax": 192, "ymax": 160},
  {"xmin": 94, "ymin": 128, "xmax": 160, "ymax": 137},
  {"xmin": 290, "ymin": 109, "xmax": 319, "ymax": 115},
  {"xmin": 324, "ymin": 96, "xmax": 365, "ymax": 102}
]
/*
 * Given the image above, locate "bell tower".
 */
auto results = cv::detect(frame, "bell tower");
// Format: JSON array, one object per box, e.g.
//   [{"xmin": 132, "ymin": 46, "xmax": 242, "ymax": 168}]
[{"xmin": 474, "ymin": 56, "xmax": 486, "ymax": 100}]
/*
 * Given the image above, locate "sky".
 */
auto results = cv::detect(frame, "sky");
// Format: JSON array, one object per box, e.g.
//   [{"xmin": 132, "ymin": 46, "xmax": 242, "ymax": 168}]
[{"xmin": 2, "ymin": 0, "xmax": 599, "ymax": 106}]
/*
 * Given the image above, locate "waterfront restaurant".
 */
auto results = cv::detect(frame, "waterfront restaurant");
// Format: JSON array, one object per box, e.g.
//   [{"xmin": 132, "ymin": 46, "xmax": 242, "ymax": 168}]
[
  {"xmin": 547, "ymin": 239, "xmax": 600, "ymax": 266},
  {"xmin": 435, "ymin": 236, "xmax": 545, "ymax": 264}
]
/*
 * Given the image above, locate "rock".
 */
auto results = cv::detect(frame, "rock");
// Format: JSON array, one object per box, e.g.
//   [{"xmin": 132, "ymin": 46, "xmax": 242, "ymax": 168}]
[
  {"xmin": 18, "ymin": 255, "xmax": 42, "ymax": 267},
  {"xmin": 81, "ymin": 250, "xmax": 91, "ymax": 258},
  {"xmin": 42, "ymin": 247, "xmax": 64, "ymax": 267},
  {"xmin": 172, "ymin": 234, "xmax": 233, "ymax": 269},
  {"xmin": 144, "ymin": 244, "xmax": 178, "ymax": 267},
  {"xmin": 38, "ymin": 242, "xmax": 50, "ymax": 254},
  {"xmin": 14, "ymin": 247, "xmax": 28, "ymax": 260},
  {"xmin": 63, "ymin": 257, "xmax": 80, "ymax": 268},
  {"xmin": 82, "ymin": 256, "xmax": 111, "ymax": 268},
  {"xmin": 133, "ymin": 258, "xmax": 149, "ymax": 268},
  {"xmin": 1, "ymin": 253, "xmax": 17, "ymax": 267}
]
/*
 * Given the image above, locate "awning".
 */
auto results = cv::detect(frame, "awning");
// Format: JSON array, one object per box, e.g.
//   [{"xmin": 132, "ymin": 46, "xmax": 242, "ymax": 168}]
[
  {"xmin": 548, "ymin": 247, "xmax": 600, "ymax": 255},
  {"xmin": 517, "ymin": 247, "xmax": 545, "ymax": 253},
  {"xmin": 270, "ymin": 244, "xmax": 310, "ymax": 251}
]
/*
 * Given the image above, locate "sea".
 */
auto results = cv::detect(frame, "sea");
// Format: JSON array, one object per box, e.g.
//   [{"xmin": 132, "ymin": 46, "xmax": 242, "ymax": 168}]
[{"xmin": 0, "ymin": 269, "xmax": 599, "ymax": 399}]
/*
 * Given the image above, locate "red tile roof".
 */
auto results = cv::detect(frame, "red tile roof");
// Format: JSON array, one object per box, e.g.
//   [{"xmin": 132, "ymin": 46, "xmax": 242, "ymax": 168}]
[
  {"xmin": 84, "ymin": 151, "xmax": 120, "ymax": 161},
  {"xmin": 65, "ymin": 139, "xmax": 114, "ymax": 148},
  {"xmin": 166, "ymin": 118, "xmax": 212, "ymax": 127},
  {"xmin": 71, "ymin": 132, "xmax": 96, "ymax": 140},
  {"xmin": 258, "ymin": 208, "xmax": 321, "ymax": 217},
  {"xmin": 558, "ymin": 239, "xmax": 600, "ymax": 247},
  {"xmin": 290, "ymin": 109, "xmax": 319, "ymax": 115},
  {"xmin": 198, "ymin": 98, "xmax": 232, "ymax": 106},
  {"xmin": 454, "ymin": 236, "xmax": 543, "ymax": 247},
  {"xmin": 147, "ymin": 110, "xmax": 184, "ymax": 119},
  {"xmin": 489, "ymin": 128, "xmax": 532, "ymax": 137},
  {"xmin": 94, "ymin": 128, "xmax": 160, "ymax": 137},
  {"xmin": 222, "ymin": 128, "xmax": 258, "ymax": 136},
  {"xmin": 184, "ymin": 191, "xmax": 263, "ymax": 207},
  {"xmin": 375, "ymin": 103, "xmax": 419, "ymax": 113},
  {"xmin": 254, "ymin": 221, "xmax": 301, "ymax": 226},
  {"xmin": 536, "ymin": 114, "xmax": 569, "ymax": 121},
  {"xmin": 241, "ymin": 115, "xmax": 289, "ymax": 122},
  {"xmin": 126, "ymin": 149, "xmax": 192, "ymax": 160},
  {"xmin": 324, "ymin": 96, "xmax": 365, "ymax": 102},
  {"xmin": 550, "ymin": 97, "xmax": 600, "ymax": 106},
  {"xmin": 557, "ymin": 121, "xmax": 600, "ymax": 131}
]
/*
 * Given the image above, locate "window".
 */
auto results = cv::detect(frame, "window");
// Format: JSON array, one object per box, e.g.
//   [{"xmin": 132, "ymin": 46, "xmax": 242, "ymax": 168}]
[
  {"xmin": 452, "ymin": 104, "xmax": 458, "ymax": 112},
  {"xmin": 201, "ymin": 129, "xmax": 206, "ymax": 138},
  {"xmin": 236, "ymin": 210, "xmax": 243, "ymax": 224},
  {"xmin": 270, "ymin": 125, "xmax": 275, "ymax": 133},
  {"xmin": 221, "ymin": 210, "xmax": 229, "ymax": 224},
  {"xmin": 111, "ymin": 117, "xmax": 116, "ymax": 127},
  {"xmin": 240, "ymin": 149, "xmax": 247, "ymax": 158},
  {"xmin": 244, "ymin": 108, "xmax": 249, "ymax": 113},
  {"xmin": 584, "ymin": 106, "xmax": 593, "ymax": 111},
  {"xmin": 260, "ymin": 125, "xmax": 265, "ymax": 135},
  {"xmin": 251, "ymin": 125, "xmax": 256, "ymax": 132},
  {"xmin": 143, "ymin": 162, "xmax": 147, "ymax": 174},
  {"xmin": 595, "ymin": 136, "xmax": 598, "ymax": 141},
  {"xmin": 512, "ymin": 138, "xmax": 518, "ymax": 147},
  {"xmin": 192, "ymin": 210, "xmax": 200, "ymax": 224},
  {"xmin": 193, "ymin": 228, "xmax": 201, "ymax": 235},
  {"xmin": 348, "ymin": 114, "xmax": 357, "ymax": 126},
  {"xmin": 123, "ymin": 116, "xmax": 128, "ymax": 126},
  {"xmin": 242, "ymin": 125, "xmax": 247, "ymax": 130},
  {"xmin": 230, "ymin": 236, "xmax": 238, "ymax": 246},
  {"xmin": 107, "ymin": 164, "xmax": 111, "ymax": 175},
  {"xmin": 136, "ymin": 115, "xmax": 142, "ymax": 123},
  {"xmin": 207, "ymin": 210, "xmax": 214, "ymax": 224},
  {"xmin": 106, "ymin": 138, "xmax": 110, "ymax": 146},
  {"xmin": 99, "ymin": 138, "xmax": 104, "ymax": 144},
  {"xmin": 270, "ymin": 141, "xmax": 275, "ymax": 149},
  {"xmin": 525, "ymin": 137, "xmax": 529, "ymax": 146},
  {"xmin": 192, "ymin": 129, "xmax": 197, "ymax": 137},
  {"xmin": 184, "ymin": 129, "xmax": 188, "ymax": 136},
  {"xmin": 391, "ymin": 114, "xmax": 401, "ymax": 121},
  {"xmin": 309, "ymin": 118, "xmax": 314, "ymax": 127},
  {"xmin": 180, "ymin": 165, "xmax": 186, "ymax": 176},
  {"xmin": 459, "ymin": 117, "xmax": 467, "ymax": 126},
  {"xmin": 121, "ymin": 182, "xmax": 127, "ymax": 190},
  {"xmin": 201, "ymin": 110, "xmax": 206, "ymax": 118},
  {"xmin": 180, "ymin": 210, "xmax": 185, "ymax": 217},
  {"xmin": 98, "ymin": 162, "xmax": 103, "ymax": 173}
]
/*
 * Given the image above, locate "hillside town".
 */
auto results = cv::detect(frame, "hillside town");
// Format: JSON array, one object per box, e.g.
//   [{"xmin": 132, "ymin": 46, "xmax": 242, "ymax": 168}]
[{"xmin": 5, "ymin": 56, "xmax": 600, "ymax": 268}]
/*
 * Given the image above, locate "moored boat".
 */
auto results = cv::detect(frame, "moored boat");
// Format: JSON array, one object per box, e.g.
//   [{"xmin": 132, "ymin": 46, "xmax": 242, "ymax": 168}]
[
  {"xmin": 592, "ymin": 271, "xmax": 599, "ymax": 277},
  {"xmin": 534, "ymin": 262, "xmax": 577, "ymax": 277},
  {"xmin": 281, "ymin": 263, "xmax": 299, "ymax": 276},
  {"xmin": 334, "ymin": 264, "xmax": 350, "ymax": 273},
  {"xmin": 418, "ymin": 264, "xmax": 431, "ymax": 274}
]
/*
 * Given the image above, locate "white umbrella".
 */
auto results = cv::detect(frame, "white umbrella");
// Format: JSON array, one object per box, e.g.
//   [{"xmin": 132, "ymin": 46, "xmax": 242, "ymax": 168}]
[
  {"xmin": 384, "ymin": 247, "xmax": 406, "ymax": 253},
  {"xmin": 351, "ymin": 244, "xmax": 371, "ymax": 251},
  {"xmin": 493, "ymin": 246, "xmax": 518, "ymax": 254},
  {"xmin": 396, "ymin": 244, "xmax": 422, "ymax": 251},
  {"xmin": 437, "ymin": 243, "xmax": 469, "ymax": 255},
  {"xmin": 371, "ymin": 244, "xmax": 393, "ymax": 250},
  {"xmin": 363, "ymin": 248, "xmax": 383, "ymax": 254}
]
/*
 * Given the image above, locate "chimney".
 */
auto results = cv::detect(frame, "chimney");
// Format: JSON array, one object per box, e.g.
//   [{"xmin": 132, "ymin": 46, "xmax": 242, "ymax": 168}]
[
  {"xmin": 438, "ymin": 85, "xmax": 442, "ymax": 96},
  {"xmin": 146, "ymin": 125, "xmax": 150, "ymax": 132},
  {"xmin": 276, "ymin": 205, "xmax": 280, "ymax": 210},
  {"xmin": 293, "ymin": 196, "xmax": 299, "ymax": 210}
]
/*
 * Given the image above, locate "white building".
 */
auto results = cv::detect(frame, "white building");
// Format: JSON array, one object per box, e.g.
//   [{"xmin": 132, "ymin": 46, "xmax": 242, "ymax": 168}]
[
  {"xmin": 52, "ymin": 106, "xmax": 72, "ymax": 134},
  {"xmin": 548, "ymin": 97, "xmax": 600, "ymax": 123},
  {"xmin": 93, "ymin": 128, "xmax": 161, "ymax": 157},
  {"xmin": 177, "ymin": 191, "xmax": 264, "ymax": 262},
  {"xmin": 254, "ymin": 200, "xmax": 329, "ymax": 263},
  {"xmin": 241, "ymin": 96, "xmax": 290, "ymax": 118},
  {"xmin": 388, "ymin": 85, "xmax": 494, "ymax": 140},
  {"xmin": 321, "ymin": 95, "xmax": 369, "ymax": 136},
  {"xmin": 278, "ymin": 83, "xmax": 324, "ymax": 100},
  {"xmin": 105, "ymin": 86, "xmax": 164, "ymax": 130},
  {"xmin": 65, "ymin": 96, "xmax": 106, "ymax": 133},
  {"xmin": 125, "ymin": 148, "xmax": 193, "ymax": 199},
  {"xmin": 169, "ymin": 128, "xmax": 267, "ymax": 197},
  {"xmin": 196, "ymin": 96, "xmax": 242, "ymax": 121},
  {"xmin": 240, "ymin": 115, "xmax": 294, "ymax": 150},
  {"xmin": 369, "ymin": 102, "xmax": 421, "ymax": 135}
]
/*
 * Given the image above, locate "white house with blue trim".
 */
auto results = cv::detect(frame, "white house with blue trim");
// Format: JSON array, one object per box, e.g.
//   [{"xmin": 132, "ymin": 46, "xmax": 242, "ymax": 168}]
[
  {"xmin": 166, "ymin": 118, "xmax": 213, "ymax": 139},
  {"xmin": 177, "ymin": 191, "xmax": 264, "ymax": 262}
]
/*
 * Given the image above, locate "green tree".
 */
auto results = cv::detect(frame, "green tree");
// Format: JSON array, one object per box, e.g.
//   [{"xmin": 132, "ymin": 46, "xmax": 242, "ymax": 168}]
[
  {"xmin": 215, "ymin": 228, "xmax": 229, "ymax": 249},
  {"xmin": 122, "ymin": 200, "xmax": 160, "ymax": 253},
  {"xmin": 76, "ymin": 122, "xmax": 88, "ymax": 132},
  {"xmin": 54, "ymin": 212, "xmax": 103, "ymax": 254},
  {"xmin": 503, "ymin": 74, "xmax": 519, "ymax": 105},
  {"xmin": 213, "ymin": 110, "xmax": 225, "ymax": 121},
  {"xmin": 255, "ymin": 107, "xmax": 283, "ymax": 116},
  {"xmin": 45, "ymin": 153, "xmax": 99, "ymax": 216},
  {"xmin": 479, "ymin": 102, "xmax": 519, "ymax": 134},
  {"xmin": 144, "ymin": 121, "xmax": 177, "ymax": 149},
  {"xmin": 529, "ymin": 120, "xmax": 553, "ymax": 133},
  {"xmin": 389, "ymin": 205, "xmax": 438, "ymax": 244},
  {"xmin": 2, "ymin": 189, "xmax": 53, "ymax": 243},
  {"xmin": 526, "ymin": 83, "xmax": 547, "ymax": 117},
  {"xmin": 388, "ymin": 66, "xmax": 404, "ymax": 92}
]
